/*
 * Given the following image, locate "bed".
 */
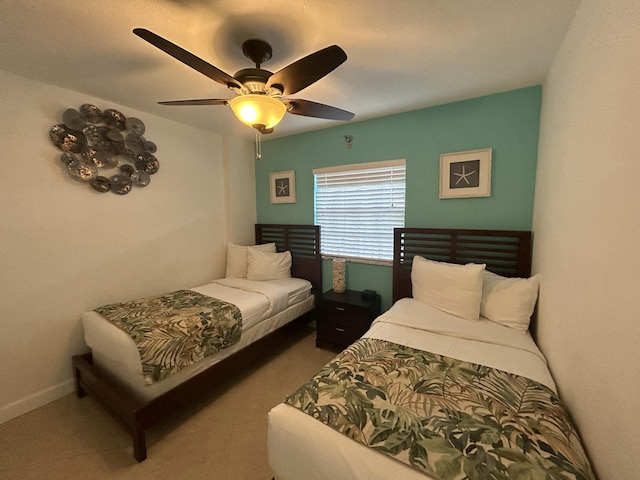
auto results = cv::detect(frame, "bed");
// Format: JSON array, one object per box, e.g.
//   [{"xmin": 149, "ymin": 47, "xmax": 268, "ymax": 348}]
[
  {"xmin": 72, "ymin": 223, "xmax": 321, "ymax": 461},
  {"xmin": 268, "ymin": 228, "xmax": 596, "ymax": 480}
]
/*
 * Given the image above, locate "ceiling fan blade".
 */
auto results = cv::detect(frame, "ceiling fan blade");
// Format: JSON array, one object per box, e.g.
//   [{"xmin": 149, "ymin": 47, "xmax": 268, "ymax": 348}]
[
  {"xmin": 133, "ymin": 28, "xmax": 242, "ymax": 89},
  {"xmin": 284, "ymin": 99, "xmax": 354, "ymax": 121},
  {"xmin": 266, "ymin": 45, "xmax": 347, "ymax": 96},
  {"xmin": 157, "ymin": 99, "xmax": 229, "ymax": 106}
]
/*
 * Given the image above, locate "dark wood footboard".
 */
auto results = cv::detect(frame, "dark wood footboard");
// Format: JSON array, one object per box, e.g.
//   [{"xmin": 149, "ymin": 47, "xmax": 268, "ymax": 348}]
[{"xmin": 73, "ymin": 353, "xmax": 148, "ymax": 460}]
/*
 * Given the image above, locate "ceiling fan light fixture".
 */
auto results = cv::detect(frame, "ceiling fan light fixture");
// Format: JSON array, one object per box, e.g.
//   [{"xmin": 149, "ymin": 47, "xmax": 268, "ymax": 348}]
[
  {"xmin": 133, "ymin": 29, "xmax": 354, "ymax": 131},
  {"xmin": 229, "ymin": 94, "xmax": 287, "ymax": 131}
]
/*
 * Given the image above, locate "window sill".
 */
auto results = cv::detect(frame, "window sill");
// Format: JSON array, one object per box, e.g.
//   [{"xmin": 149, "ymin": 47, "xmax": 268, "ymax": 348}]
[{"xmin": 322, "ymin": 255, "xmax": 392, "ymax": 267}]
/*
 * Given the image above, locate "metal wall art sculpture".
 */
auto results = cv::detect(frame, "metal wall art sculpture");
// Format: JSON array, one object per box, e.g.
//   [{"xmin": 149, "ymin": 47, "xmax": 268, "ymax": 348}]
[{"xmin": 49, "ymin": 104, "xmax": 159, "ymax": 194}]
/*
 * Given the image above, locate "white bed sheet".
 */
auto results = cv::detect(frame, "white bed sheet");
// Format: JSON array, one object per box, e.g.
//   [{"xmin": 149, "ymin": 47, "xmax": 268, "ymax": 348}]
[
  {"xmin": 268, "ymin": 298, "xmax": 555, "ymax": 480},
  {"xmin": 192, "ymin": 277, "xmax": 311, "ymax": 329},
  {"xmin": 83, "ymin": 277, "xmax": 312, "ymax": 401},
  {"xmin": 366, "ymin": 298, "xmax": 555, "ymax": 391}
]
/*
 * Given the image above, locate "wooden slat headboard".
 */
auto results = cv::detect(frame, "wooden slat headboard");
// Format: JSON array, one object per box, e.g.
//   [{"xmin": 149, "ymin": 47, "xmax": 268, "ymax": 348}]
[
  {"xmin": 255, "ymin": 224, "xmax": 322, "ymax": 295},
  {"xmin": 393, "ymin": 228, "xmax": 532, "ymax": 303}
]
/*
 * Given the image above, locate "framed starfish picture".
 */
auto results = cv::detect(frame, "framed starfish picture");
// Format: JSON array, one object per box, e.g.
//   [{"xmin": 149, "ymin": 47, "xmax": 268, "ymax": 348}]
[
  {"xmin": 439, "ymin": 148, "xmax": 492, "ymax": 199},
  {"xmin": 269, "ymin": 170, "xmax": 296, "ymax": 204}
]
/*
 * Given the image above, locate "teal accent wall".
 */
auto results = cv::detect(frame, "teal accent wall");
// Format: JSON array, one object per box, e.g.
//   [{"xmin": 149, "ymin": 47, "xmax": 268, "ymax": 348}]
[{"xmin": 256, "ymin": 86, "xmax": 541, "ymax": 310}]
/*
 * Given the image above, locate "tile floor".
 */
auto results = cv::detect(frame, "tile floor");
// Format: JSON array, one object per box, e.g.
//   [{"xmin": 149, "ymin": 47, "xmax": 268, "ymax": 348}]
[{"xmin": 0, "ymin": 321, "xmax": 336, "ymax": 480}]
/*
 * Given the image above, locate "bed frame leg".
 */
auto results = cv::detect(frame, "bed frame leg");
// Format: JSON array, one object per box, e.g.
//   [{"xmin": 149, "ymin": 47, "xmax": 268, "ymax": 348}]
[
  {"xmin": 72, "ymin": 359, "xmax": 86, "ymax": 398},
  {"xmin": 133, "ymin": 428, "xmax": 147, "ymax": 462}
]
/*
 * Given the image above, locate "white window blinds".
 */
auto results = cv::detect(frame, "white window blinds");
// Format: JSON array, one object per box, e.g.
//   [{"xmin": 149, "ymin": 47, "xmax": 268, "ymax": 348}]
[{"xmin": 313, "ymin": 159, "xmax": 406, "ymax": 262}]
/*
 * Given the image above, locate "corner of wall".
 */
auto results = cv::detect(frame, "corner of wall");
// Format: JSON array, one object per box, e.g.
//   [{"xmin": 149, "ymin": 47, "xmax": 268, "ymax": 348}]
[{"xmin": 222, "ymin": 135, "xmax": 257, "ymax": 244}]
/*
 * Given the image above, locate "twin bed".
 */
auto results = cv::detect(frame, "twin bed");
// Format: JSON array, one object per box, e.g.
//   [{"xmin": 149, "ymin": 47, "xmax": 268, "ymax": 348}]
[
  {"xmin": 268, "ymin": 228, "xmax": 595, "ymax": 479},
  {"xmin": 73, "ymin": 223, "xmax": 321, "ymax": 461}
]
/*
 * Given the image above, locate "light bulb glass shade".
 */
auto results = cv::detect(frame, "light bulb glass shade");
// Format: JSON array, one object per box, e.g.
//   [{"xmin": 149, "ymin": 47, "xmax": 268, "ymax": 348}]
[{"xmin": 228, "ymin": 95, "xmax": 287, "ymax": 130}]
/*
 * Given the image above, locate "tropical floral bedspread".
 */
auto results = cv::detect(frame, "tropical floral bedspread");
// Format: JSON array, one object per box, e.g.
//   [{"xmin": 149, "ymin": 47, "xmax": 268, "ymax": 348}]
[
  {"xmin": 285, "ymin": 338, "xmax": 595, "ymax": 480},
  {"xmin": 95, "ymin": 289, "xmax": 242, "ymax": 384}
]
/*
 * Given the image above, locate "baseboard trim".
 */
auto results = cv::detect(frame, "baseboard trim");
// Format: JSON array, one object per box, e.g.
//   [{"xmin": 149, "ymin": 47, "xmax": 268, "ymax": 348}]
[{"xmin": 0, "ymin": 379, "xmax": 75, "ymax": 424}]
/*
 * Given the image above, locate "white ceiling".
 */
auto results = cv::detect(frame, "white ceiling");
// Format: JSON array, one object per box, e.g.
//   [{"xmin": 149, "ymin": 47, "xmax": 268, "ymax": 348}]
[{"xmin": 0, "ymin": 0, "xmax": 581, "ymax": 139}]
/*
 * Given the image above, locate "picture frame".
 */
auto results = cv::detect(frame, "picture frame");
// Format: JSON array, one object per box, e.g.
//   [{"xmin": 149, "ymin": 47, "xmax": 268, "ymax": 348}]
[
  {"xmin": 269, "ymin": 170, "xmax": 296, "ymax": 204},
  {"xmin": 439, "ymin": 148, "xmax": 492, "ymax": 199}
]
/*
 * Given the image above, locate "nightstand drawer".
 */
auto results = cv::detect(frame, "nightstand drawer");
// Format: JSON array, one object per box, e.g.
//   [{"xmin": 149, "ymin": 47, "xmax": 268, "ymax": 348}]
[
  {"xmin": 316, "ymin": 289, "xmax": 381, "ymax": 351},
  {"xmin": 319, "ymin": 303, "xmax": 371, "ymax": 325},
  {"xmin": 316, "ymin": 311, "xmax": 371, "ymax": 341}
]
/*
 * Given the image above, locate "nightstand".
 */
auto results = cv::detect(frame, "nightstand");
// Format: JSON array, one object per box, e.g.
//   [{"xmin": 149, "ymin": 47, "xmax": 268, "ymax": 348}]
[{"xmin": 316, "ymin": 289, "xmax": 382, "ymax": 350}]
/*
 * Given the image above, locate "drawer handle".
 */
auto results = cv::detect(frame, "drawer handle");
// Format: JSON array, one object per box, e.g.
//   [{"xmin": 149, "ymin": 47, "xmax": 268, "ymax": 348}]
[
  {"xmin": 335, "ymin": 327, "xmax": 345, "ymax": 332},
  {"xmin": 335, "ymin": 307, "xmax": 345, "ymax": 311}
]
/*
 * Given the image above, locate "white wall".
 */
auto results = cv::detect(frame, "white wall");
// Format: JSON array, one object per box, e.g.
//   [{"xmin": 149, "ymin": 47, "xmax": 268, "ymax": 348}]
[
  {"xmin": 533, "ymin": 0, "xmax": 640, "ymax": 478},
  {"xmin": 0, "ymin": 70, "xmax": 256, "ymax": 423},
  {"xmin": 223, "ymin": 136, "xmax": 258, "ymax": 244}
]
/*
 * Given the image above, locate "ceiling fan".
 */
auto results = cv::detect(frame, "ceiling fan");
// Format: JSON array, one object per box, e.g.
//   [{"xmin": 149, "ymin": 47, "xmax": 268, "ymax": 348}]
[{"xmin": 133, "ymin": 28, "xmax": 354, "ymax": 134}]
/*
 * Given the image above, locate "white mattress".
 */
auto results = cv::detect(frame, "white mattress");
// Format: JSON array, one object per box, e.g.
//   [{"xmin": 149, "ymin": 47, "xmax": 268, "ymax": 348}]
[
  {"xmin": 83, "ymin": 277, "xmax": 313, "ymax": 401},
  {"xmin": 268, "ymin": 298, "xmax": 555, "ymax": 480}
]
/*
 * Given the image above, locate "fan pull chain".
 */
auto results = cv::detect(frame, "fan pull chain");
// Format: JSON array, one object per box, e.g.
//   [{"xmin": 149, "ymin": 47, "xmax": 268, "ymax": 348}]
[{"xmin": 255, "ymin": 131, "xmax": 262, "ymax": 160}]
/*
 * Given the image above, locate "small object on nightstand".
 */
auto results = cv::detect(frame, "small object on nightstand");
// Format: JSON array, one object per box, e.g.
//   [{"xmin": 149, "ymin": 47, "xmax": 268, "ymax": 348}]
[
  {"xmin": 332, "ymin": 258, "xmax": 346, "ymax": 293},
  {"xmin": 361, "ymin": 289, "xmax": 377, "ymax": 300},
  {"xmin": 316, "ymin": 289, "xmax": 382, "ymax": 351}
]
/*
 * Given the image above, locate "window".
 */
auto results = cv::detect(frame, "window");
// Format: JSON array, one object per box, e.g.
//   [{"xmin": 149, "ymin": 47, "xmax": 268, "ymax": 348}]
[{"xmin": 313, "ymin": 159, "xmax": 406, "ymax": 263}]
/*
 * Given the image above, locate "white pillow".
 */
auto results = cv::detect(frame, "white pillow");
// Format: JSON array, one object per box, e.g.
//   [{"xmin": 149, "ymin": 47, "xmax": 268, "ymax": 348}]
[
  {"xmin": 411, "ymin": 256, "xmax": 485, "ymax": 321},
  {"xmin": 225, "ymin": 242, "xmax": 276, "ymax": 278},
  {"xmin": 246, "ymin": 248, "xmax": 292, "ymax": 281},
  {"xmin": 480, "ymin": 271, "xmax": 540, "ymax": 332}
]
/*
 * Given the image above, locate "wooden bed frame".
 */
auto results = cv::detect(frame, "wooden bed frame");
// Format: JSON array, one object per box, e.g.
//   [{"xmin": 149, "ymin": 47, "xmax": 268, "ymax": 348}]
[
  {"xmin": 393, "ymin": 227, "xmax": 532, "ymax": 302},
  {"xmin": 72, "ymin": 224, "xmax": 321, "ymax": 462}
]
